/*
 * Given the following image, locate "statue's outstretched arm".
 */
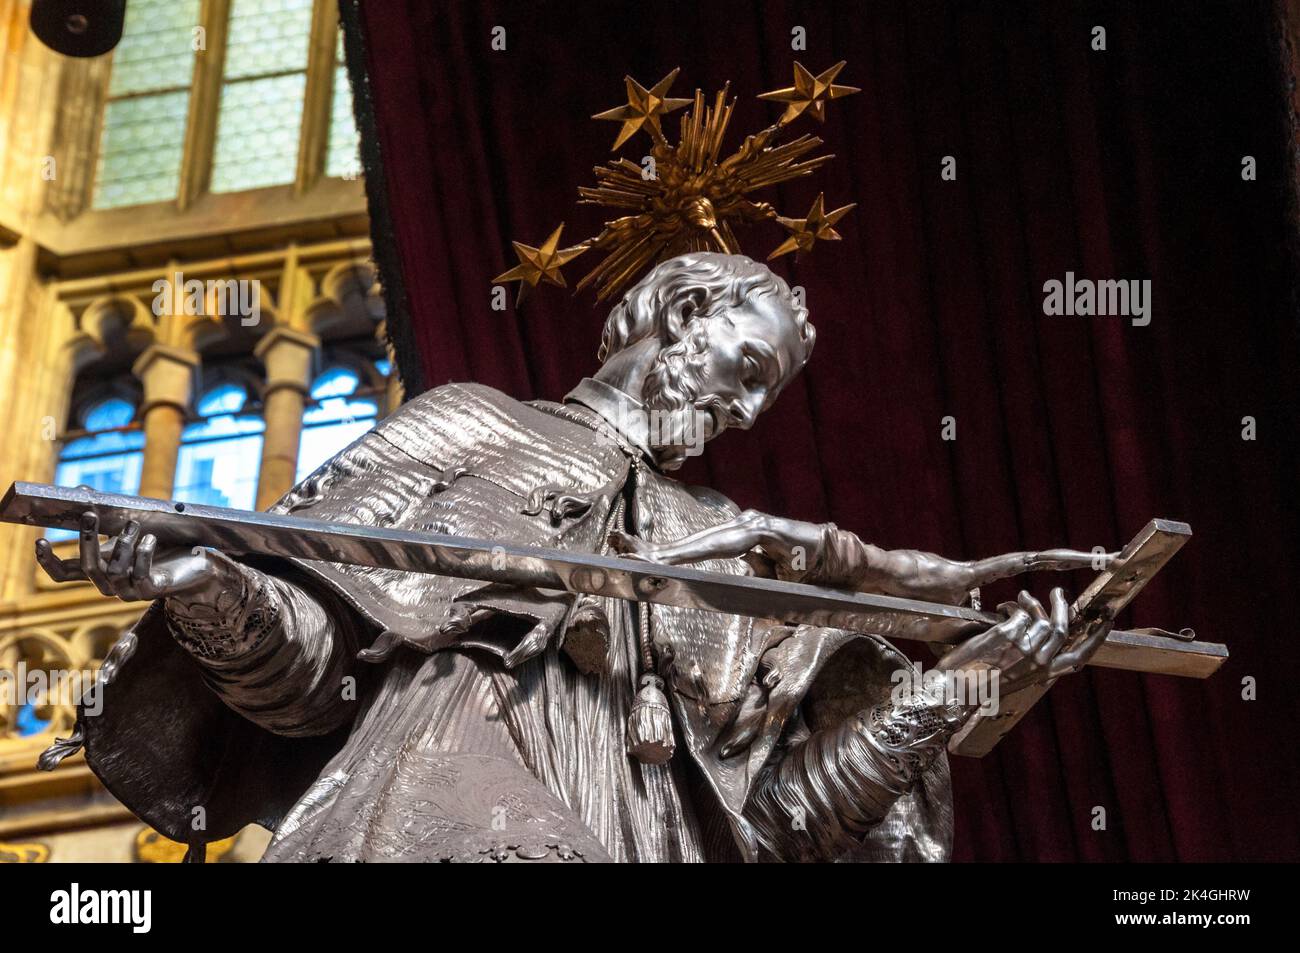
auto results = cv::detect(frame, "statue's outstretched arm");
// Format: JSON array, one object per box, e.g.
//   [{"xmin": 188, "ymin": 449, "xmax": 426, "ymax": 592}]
[{"xmin": 613, "ymin": 510, "xmax": 1115, "ymax": 604}]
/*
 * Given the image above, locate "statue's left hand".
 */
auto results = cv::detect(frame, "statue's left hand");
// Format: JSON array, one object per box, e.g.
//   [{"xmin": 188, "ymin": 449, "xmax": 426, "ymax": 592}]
[{"xmin": 935, "ymin": 588, "xmax": 1111, "ymax": 694}]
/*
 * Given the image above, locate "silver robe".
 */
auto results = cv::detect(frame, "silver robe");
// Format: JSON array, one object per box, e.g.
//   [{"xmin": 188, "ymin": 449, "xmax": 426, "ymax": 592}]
[{"xmin": 55, "ymin": 382, "xmax": 954, "ymax": 862}]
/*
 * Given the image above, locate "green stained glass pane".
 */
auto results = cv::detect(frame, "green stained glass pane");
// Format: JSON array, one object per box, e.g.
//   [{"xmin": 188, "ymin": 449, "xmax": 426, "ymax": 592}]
[
  {"xmin": 107, "ymin": 0, "xmax": 200, "ymax": 97},
  {"xmin": 210, "ymin": 74, "xmax": 306, "ymax": 193},
  {"xmin": 223, "ymin": 0, "xmax": 314, "ymax": 81},
  {"xmin": 92, "ymin": 91, "xmax": 190, "ymax": 208},
  {"xmin": 325, "ymin": 65, "xmax": 361, "ymax": 179}
]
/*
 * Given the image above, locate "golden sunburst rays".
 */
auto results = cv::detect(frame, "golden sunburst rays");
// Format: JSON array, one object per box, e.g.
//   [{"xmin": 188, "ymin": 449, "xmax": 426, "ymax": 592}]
[
  {"xmin": 768, "ymin": 193, "xmax": 856, "ymax": 261},
  {"xmin": 494, "ymin": 63, "xmax": 858, "ymax": 304}
]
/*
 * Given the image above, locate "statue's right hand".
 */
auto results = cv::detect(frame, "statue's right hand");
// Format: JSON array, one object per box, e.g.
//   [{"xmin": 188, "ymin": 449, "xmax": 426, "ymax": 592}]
[{"xmin": 35, "ymin": 511, "xmax": 219, "ymax": 602}]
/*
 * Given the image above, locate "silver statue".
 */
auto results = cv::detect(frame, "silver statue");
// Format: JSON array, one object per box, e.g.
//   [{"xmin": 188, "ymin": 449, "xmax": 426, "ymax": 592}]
[{"xmin": 34, "ymin": 253, "xmax": 1120, "ymax": 862}]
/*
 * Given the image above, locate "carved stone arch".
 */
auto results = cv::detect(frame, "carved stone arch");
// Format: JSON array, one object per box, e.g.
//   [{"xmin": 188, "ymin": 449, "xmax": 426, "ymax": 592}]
[
  {"xmin": 192, "ymin": 355, "xmax": 266, "ymax": 416},
  {"xmin": 56, "ymin": 314, "xmax": 146, "ymax": 440},
  {"xmin": 64, "ymin": 376, "xmax": 144, "ymax": 430},
  {"xmin": 202, "ymin": 278, "xmax": 279, "ymax": 334},
  {"xmin": 0, "ymin": 628, "xmax": 75, "ymax": 666},
  {"xmin": 0, "ymin": 628, "xmax": 83, "ymax": 734},
  {"xmin": 308, "ymin": 259, "xmax": 385, "ymax": 340},
  {"xmin": 67, "ymin": 620, "xmax": 133, "ymax": 667},
  {"xmin": 182, "ymin": 281, "xmax": 281, "ymax": 354},
  {"xmin": 181, "ymin": 313, "xmax": 227, "ymax": 354},
  {"xmin": 63, "ymin": 330, "xmax": 107, "ymax": 377},
  {"xmin": 78, "ymin": 295, "xmax": 156, "ymax": 356},
  {"xmin": 60, "ymin": 297, "xmax": 154, "ymax": 440},
  {"xmin": 317, "ymin": 339, "xmax": 387, "ymax": 392}
]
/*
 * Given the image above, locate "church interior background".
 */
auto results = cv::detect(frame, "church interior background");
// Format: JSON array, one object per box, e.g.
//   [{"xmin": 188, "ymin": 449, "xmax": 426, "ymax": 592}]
[
  {"xmin": 0, "ymin": 0, "xmax": 1296, "ymax": 866},
  {"xmin": 0, "ymin": 0, "xmax": 394, "ymax": 862}
]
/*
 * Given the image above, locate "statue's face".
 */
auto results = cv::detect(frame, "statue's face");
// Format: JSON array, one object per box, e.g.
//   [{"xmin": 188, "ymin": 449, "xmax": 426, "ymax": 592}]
[{"xmin": 641, "ymin": 291, "xmax": 806, "ymax": 465}]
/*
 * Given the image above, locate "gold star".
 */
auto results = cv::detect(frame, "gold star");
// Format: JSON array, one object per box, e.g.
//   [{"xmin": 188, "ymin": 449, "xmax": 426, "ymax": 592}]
[
  {"xmin": 758, "ymin": 61, "xmax": 860, "ymax": 125},
  {"xmin": 768, "ymin": 194, "xmax": 855, "ymax": 260},
  {"xmin": 492, "ymin": 224, "xmax": 588, "ymax": 305},
  {"xmin": 592, "ymin": 68, "xmax": 693, "ymax": 150}
]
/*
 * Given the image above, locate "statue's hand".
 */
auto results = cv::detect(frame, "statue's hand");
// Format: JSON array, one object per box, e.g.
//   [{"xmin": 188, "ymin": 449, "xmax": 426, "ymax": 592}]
[
  {"xmin": 35, "ymin": 510, "xmax": 220, "ymax": 602},
  {"xmin": 935, "ymin": 588, "xmax": 1111, "ymax": 694}
]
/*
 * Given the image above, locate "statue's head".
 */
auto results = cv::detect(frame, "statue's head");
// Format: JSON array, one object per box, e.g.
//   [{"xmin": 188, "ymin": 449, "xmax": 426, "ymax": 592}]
[{"xmin": 598, "ymin": 252, "xmax": 816, "ymax": 468}]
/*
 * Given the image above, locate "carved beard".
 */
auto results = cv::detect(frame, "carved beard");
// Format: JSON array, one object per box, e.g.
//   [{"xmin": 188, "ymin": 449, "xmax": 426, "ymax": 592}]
[{"xmin": 640, "ymin": 321, "xmax": 726, "ymax": 467}]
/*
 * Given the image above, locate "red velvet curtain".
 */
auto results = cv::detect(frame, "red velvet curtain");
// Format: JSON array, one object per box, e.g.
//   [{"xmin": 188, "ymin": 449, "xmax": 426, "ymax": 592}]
[{"xmin": 343, "ymin": 0, "xmax": 1300, "ymax": 861}]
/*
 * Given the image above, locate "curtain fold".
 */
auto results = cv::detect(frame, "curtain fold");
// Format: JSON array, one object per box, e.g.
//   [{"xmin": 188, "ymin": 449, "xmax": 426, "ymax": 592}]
[{"xmin": 343, "ymin": 0, "xmax": 1300, "ymax": 861}]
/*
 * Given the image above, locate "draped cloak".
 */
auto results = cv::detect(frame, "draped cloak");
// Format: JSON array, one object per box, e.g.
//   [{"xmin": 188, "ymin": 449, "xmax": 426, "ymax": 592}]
[{"xmin": 49, "ymin": 381, "xmax": 953, "ymax": 862}]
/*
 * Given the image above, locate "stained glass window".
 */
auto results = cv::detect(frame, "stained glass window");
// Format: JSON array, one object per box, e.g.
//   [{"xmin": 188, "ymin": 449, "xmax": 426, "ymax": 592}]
[
  {"xmin": 210, "ymin": 0, "xmax": 314, "ymax": 193},
  {"xmin": 15, "ymin": 704, "xmax": 50, "ymax": 737},
  {"xmin": 325, "ymin": 30, "xmax": 362, "ymax": 179},
  {"xmin": 92, "ymin": 0, "xmax": 200, "ymax": 209},
  {"xmin": 174, "ymin": 382, "xmax": 265, "ymax": 510},
  {"xmin": 296, "ymin": 366, "xmax": 379, "ymax": 481},
  {"xmin": 49, "ymin": 396, "xmax": 145, "ymax": 541},
  {"xmin": 93, "ymin": 2, "xmax": 359, "ymax": 207}
]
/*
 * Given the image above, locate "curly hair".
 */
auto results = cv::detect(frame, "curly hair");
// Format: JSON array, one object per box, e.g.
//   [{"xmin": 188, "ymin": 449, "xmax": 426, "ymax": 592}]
[{"xmin": 597, "ymin": 252, "xmax": 816, "ymax": 365}]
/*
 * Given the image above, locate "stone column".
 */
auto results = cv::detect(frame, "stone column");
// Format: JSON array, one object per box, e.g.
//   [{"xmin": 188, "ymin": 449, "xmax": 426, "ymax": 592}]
[
  {"xmin": 253, "ymin": 327, "xmax": 319, "ymax": 510},
  {"xmin": 132, "ymin": 345, "xmax": 199, "ymax": 500}
]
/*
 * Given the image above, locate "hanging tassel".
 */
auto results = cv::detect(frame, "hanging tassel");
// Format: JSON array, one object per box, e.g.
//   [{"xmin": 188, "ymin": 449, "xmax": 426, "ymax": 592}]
[
  {"xmin": 621, "ymin": 465, "xmax": 675, "ymax": 765},
  {"xmin": 626, "ymin": 674, "xmax": 675, "ymax": 765}
]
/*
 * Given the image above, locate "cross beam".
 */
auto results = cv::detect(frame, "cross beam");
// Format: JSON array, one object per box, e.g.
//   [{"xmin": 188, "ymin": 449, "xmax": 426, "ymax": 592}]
[
  {"xmin": 1, "ymin": 483, "xmax": 1226, "ymax": 756},
  {"xmin": 948, "ymin": 518, "xmax": 1209, "ymax": 756}
]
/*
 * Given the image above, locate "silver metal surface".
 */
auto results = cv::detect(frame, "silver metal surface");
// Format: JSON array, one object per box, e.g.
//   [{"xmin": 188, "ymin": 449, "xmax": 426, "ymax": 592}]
[
  {"xmin": 949, "ymin": 518, "xmax": 1202, "ymax": 756},
  {"xmin": 15, "ymin": 253, "xmax": 1228, "ymax": 862},
  {"xmin": 1, "ymin": 480, "xmax": 1227, "ymax": 678}
]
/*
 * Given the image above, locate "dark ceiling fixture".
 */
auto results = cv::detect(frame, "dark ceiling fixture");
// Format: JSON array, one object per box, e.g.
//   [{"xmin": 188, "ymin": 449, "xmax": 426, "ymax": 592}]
[{"xmin": 30, "ymin": 0, "xmax": 126, "ymax": 58}]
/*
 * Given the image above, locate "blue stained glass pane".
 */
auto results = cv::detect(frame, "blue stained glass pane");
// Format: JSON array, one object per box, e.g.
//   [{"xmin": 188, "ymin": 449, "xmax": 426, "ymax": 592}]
[
  {"xmin": 48, "ymin": 458, "xmax": 142, "ymax": 541},
  {"xmin": 195, "ymin": 382, "xmax": 249, "ymax": 416},
  {"xmin": 50, "ymin": 400, "xmax": 144, "ymax": 541},
  {"xmin": 54, "ymin": 451, "xmax": 143, "ymax": 493},
  {"xmin": 302, "ymin": 393, "xmax": 376, "ymax": 428},
  {"xmin": 182, "ymin": 412, "xmax": 265, "ymax": 441},
  {"xmin": 375, "ymin": 359, "xmax": 392, "ymax": 377},
  {"xmin": 60, "ymin": 397, "xmax": 144, "ymax": 466},
  {"xmin": 173, "ymin": 436, "xmax": 264, "ymax": 510},
  {"xmin": 59, "ymin": 428, "xmax": 145, "ymax": 462},
  {"xmin": 16, "ymin": 703, "xmax": 51, "ymax": 737},
  {"xmin": 173, "ymin": 397, "xmax": 265, "ymax": 510},
  {"xmin": 296, "ymin": 368, "xmax": 377, "ymax": 481},
  {"xmin": 309, "ymin": 366, "xmax": 359, "ymax": 399},
  {"xmin": 83, "ymin": 397, "xmax": 136, "ymax": 431},
  {"xmin": 296, "ymin": 412, "xmax": 375, "ymax": 482}
]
